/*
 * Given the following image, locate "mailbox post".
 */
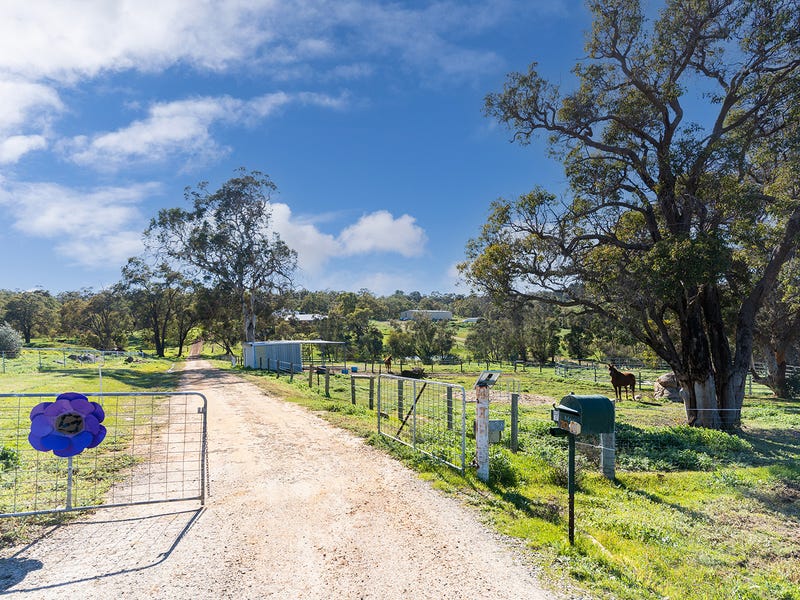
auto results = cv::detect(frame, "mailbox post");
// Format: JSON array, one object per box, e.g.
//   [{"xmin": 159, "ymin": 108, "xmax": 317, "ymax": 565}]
[
  {"xmin": 550, "ymin": 394, "xmax": 615, "ymax": 545},
  {"xmin": 474, "ymin": 370, "xmax": 501, "ymax": 483}
]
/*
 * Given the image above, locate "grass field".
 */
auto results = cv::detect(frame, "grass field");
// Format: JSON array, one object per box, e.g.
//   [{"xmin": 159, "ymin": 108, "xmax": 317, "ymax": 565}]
[
  {"xmin": 0, "ymin": 349, "xmax": 183, "ymax": 544},
  {"xmin": 2, "ymin": 346, "xmax": 797, "ymax": 599},
  {"xmin": 243, "ymin": 361, "xmax": 800, "ymax": 600}
]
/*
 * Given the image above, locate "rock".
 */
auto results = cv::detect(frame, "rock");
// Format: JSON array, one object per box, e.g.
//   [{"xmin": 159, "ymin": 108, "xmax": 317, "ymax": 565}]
[{"xmin": 654, "ymin": 372, "xmax": 682, "ymax": 401}]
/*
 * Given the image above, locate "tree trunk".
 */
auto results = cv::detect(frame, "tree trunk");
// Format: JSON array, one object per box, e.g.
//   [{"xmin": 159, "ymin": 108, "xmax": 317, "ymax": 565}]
[{"xmin": 242, "ymin": 293, "xmax": 257, "ymax": 343}]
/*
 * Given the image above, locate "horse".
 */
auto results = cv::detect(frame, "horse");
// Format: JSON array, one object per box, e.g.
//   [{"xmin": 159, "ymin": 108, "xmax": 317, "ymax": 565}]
[
  {"xmin": 383, "ymin": 355, "xmax": 393, "ymax": 373},
  {"xmin": 608, "ymin": 364, "xmax": 636, "ymax": 401}
]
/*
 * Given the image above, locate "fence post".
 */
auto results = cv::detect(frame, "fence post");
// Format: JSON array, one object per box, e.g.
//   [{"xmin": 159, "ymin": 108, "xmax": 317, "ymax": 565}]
[
  {"xmin": 325, "ymin": 369, "xmax": 330, "ymax": 397},
  {"xmin": 369, "ymin": 377, "xmax": 374, "ymax": 410},
  {"xmin": 351, "ymin": 376, "xmax": 356, "ymax": 405},
  {"xmin": 511, "ymin": 392, "xmax": 519, "ymax": 452},
  {"xmin": 308, "ymin": 365, "xmax": 313, "ymax": 387},
  {"xmin": 475, "ymin": 383, "xmax": 490, "ymax": 482},
  {"xmin": 446, "ymin": 386, "xmax": 454, "ymax": 431},
  {"xmin": 290, "ymin": 362, "xmax": 294, "ymax": 382},
  {"xmin": 600, "ymin": 431, "xmax": 616, "ymax": 480},
  {"xmin": 397, "ymin": 379, "xmax": 404, "ymax": 420}
]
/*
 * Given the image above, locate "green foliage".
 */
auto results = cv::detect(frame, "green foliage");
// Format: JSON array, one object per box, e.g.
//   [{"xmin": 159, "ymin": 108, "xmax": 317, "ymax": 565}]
[
  {"xmin": 616, "ymin": 424, "xmax": 753, "ymax": 471},
  {"xmin": 489, "ymin": 448, "xmax": 522, "ymax": 487},
  {"xmin": 0, "ymin": 322, "xmax": 23, "ymax": 358},
  {"xmin": 0, "ymin": 447, "xmax": 20, "ymax": 471}
]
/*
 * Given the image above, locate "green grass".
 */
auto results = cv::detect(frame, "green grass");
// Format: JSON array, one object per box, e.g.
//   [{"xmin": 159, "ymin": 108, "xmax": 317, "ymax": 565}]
[
  {"xmin": 241, "ymin": 364, "xmax": 800, "ymax": 600},
  {"xmin": 0, "ymin": 348, "xmax": 182, "ymax": 544}
]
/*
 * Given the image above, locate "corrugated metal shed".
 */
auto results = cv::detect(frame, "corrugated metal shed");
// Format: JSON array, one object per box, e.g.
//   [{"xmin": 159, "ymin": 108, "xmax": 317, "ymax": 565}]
[{"xmin": 242, "ymin": 340, "xmax": 344, "ymax": 372}]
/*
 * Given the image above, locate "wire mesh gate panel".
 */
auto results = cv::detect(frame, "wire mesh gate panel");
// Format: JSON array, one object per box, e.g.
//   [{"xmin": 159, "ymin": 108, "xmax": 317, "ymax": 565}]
[
  {"xmin": 0, "ymin": 392, "xmax": 207, "ymax": 517},
  {"xmin": 377, "ymin": 375, "xmax": 467, "ymax": 472}
]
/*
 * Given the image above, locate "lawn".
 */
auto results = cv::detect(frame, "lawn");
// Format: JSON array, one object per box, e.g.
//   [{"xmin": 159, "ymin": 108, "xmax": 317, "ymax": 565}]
[{"xmin": 243, "ymin": 362, "xmax": 800, "ymax": 600}]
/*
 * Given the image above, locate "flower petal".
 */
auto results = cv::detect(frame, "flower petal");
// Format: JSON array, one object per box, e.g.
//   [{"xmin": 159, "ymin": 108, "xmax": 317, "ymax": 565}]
[
  {"xmin": 43, "ymin": 398, "xmax": 72, "ymax": 417},
  {"xmin": 30, "ymin": 402, "xmax": 51, "ymax": 420},
  {"xmin": 83, "ymin": 414, "xmax": 99, "ymax": 435},
  {"xmin": 30, "ymin": 415, "xmax": 53, "ymax": 437},
  {"xmin": 88, "ymin": 426, "xmax": 107, "ymax": 449},
  {"xmin": 39, "ymin": 433, "xmax": 70, "ymax": 451},
  {"xmin": 90, "ymin": 402, "xmax": 105, "ymax": 422},
  {"xmin": 70, "ymin": 396, "xmax": 94, "ymax": 415},
  {"xmin": 70, "ymin": 431, "xmax": 93, "ymax": 454},
  {"xmin": 28, "ymin": 432, "xmax": 47, "ymax": 452}
]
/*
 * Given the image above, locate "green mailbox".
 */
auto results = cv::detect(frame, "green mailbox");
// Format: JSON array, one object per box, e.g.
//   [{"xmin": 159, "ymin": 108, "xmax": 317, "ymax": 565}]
[{"xmin": 556, "ymin": 394, "xmax": 615, "ymax": 435}]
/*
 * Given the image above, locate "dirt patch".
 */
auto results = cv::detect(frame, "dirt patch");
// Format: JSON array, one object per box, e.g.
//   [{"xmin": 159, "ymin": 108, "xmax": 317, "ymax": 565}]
[{"xmin": 0, "ymin": 360, "xmax": 556, "ymax": 599}]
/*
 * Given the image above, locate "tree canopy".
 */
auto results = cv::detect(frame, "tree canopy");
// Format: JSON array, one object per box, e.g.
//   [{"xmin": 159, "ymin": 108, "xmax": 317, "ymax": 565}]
[
  {"xmin": 147, "ymin": 169, "xmax": 297, "ymax": 343},
  {"xmin": 463, "ymin": 0, "xmax": 800, "ymax": 428}
]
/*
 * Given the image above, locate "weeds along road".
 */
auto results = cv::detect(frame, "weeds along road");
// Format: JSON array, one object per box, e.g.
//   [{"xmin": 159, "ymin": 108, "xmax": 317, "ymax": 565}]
[{"xmin": 0, "ymin": 359, "xmax": 557, "ymax": 600}]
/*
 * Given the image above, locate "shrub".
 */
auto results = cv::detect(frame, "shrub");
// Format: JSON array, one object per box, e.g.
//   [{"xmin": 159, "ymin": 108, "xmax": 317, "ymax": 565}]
[
  {"xmin": 0, "ymin": 322, "xmax": 23, "ymax": 358},
  {"xmin": 489, "ymin": 448, "xmax": 522, "ymax": 487},
  {"xmin": 0, "ymin": 447, "xmax": 20, "ymax": 471}
]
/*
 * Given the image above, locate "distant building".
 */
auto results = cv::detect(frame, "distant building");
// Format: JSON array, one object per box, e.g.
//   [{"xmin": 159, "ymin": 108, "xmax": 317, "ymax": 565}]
[
  {"xmin": 277, "ymin": 311, "xmax": 326, "ymax": 322},
  {"xmin": 461, "ymin": 317, "xmax": 482, "ymax": 323},
  {"xmin": 399, "ymin": 309, "xmax": 453, "ymax": 321}
]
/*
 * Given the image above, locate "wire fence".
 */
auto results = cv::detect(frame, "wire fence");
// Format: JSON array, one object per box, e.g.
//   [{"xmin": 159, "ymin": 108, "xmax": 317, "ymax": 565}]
[
  {"xmin": 376, "ymin": 375, "xmax": 467, "ymax": 472},
  {"xmin": 0, "ymin": 392, "xmax": 207, "ymax": 518},
  {"xmin": 1, "ymin": 348, "xmax": 148, "ymax": 374}
]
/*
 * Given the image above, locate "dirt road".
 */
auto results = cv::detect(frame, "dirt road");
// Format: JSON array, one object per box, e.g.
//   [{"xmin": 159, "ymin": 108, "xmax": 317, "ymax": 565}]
[{"xmin": 0, "ymin": 360, "xmax": 556, "ymax": 599}]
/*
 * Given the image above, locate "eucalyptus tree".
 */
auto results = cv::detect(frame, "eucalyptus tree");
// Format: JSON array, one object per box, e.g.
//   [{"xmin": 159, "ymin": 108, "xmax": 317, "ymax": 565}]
[
  {"xmin": 463, "ymin": 0, "xmax": 800, "ymax": 428},
  {"xmin": 121, "ymin": 257, "xmax": 191, "ymax": 357},
  {"xmin": 4, "ymin": 290, "xmax": 58, "ymax": 343},
  {"xmin": 148, "ymin": 169, "xmax": 297, "ymax": 343}
]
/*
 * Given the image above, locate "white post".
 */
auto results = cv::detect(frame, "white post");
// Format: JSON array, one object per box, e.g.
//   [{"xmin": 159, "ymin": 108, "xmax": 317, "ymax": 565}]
[{"xmin": 475, "ymin": 383, "xmax": 490, "ymax": 482}]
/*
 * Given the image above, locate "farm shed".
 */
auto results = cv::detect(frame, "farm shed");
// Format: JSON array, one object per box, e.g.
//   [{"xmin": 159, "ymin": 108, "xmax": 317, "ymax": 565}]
[
  {"xmin": 242, "ymin": 341, "xmax": 303, "ymax": 372},
  {"xmin": 399, "ymin": 310, "xmax": 453, "ymax": 321},
  {"xmin": 242, "ymin": 340, "xmax": 345, "ymax": 372}
]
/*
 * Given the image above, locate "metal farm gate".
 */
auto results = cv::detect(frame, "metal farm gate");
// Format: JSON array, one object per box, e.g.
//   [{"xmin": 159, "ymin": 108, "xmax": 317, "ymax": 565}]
[
  {"xmin": 377, "ymin": 375, "xmax": 467, "ymax": 472},
  {"xmin": 0, "ymin": 392, "xmax": 207, "ymax": 517}
]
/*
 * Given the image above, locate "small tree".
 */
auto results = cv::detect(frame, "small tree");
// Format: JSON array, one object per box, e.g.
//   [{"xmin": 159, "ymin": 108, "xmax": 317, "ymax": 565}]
[{"xmin": 0, "ymin": 322, "xmax": 23, "ymax": 358}]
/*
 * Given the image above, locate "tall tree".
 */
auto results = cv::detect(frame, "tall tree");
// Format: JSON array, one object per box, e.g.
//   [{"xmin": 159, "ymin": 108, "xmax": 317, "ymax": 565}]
[
  {"xmin": 464, "ymin": 0, "xmax": 800, "ymax": 428},
  {"xmin": 148, "ymin": 169, "xmax": 297, "ymax": 343},
  {"xmin": 121, "ymin": 257, "xmax": 188, "ymax": 357},
  {"xmin": 4, "ymin": 290, "xmax": 58, "ymax": 344},
  {"xmin": 82, "ymin": 289, "xmax": 132, "ymax": 350}
]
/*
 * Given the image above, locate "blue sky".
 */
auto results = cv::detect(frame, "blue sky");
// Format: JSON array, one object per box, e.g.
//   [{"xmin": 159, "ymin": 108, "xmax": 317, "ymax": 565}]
[{"xmin": 0, "ymin": 0, "xmax": 591, "ymax": 296}]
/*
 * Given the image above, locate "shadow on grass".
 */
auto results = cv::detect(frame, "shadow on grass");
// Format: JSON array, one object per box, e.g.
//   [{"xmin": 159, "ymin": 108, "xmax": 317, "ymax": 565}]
[
  {"xmin": 612, "ymin": 479, "xmax": 709, "ymax": 522},
  {"xmin": 59, "ymin": 368, "xmax": 182, "ymax": 390},
  {"xmin": 501, "ymin": 491, "xmax": 561, "ymax": 522},
  {"xmin": 738, "ymin": 427, "xmax": 800, "ymax": 464}
]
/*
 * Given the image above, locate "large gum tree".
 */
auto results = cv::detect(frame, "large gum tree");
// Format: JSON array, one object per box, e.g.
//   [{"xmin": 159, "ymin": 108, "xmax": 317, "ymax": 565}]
[
  {"xmin": 462, "ymin": 0, "xmax": 800, "ymax": 429},
  {"xmin": 148, "ymin": 169, "xmax": 297, "ymax": 344}
]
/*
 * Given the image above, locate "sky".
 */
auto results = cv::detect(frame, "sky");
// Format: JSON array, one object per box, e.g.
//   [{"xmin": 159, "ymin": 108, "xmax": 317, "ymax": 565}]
[{"xmin": 0, "ymin": 0, "xmax": 592, "ymax": 297}]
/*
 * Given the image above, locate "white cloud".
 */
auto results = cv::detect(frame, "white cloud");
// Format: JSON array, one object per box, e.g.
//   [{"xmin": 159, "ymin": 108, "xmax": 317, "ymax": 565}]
[
  {"xmin": 0, "ymin": 180, "xmax": 157, "ymax": 266},
  {"xmin": 269, "ymin": 204, "xmax": 428, "ymax": 274},
  {"xmin": 0, "ymin": 135, "xmax": 47, "ymax": 164},
  {"xmin": 270, "ymin": 203, "xmax": 342, "ymax": 273},
  {"xmin": 0, "ymin": 1, "xmax": 275, "ymax": 81},
  {"xmin": 339, "ymin": 211, "xmax": 427, "ymax": 257},
  {"xmin": 63, "ymin": 92, "xmax": 348, "ymax": 169}
]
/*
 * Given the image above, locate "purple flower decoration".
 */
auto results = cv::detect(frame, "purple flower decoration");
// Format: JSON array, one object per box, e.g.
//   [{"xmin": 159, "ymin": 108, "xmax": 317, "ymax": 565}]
[{"xmin": 28, "ymin": 392, "xmax": 107, "ymax": 457}]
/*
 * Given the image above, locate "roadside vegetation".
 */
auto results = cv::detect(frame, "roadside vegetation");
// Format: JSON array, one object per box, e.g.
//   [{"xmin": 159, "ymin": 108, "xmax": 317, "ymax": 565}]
[{"xmin": 240, "ymin": 357, "xmax": 800, "ymax": 600}]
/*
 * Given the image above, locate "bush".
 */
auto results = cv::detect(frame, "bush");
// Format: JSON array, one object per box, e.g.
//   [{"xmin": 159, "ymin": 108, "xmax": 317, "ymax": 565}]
[
  {"xmin": 0, "ymin": 322, "xmax": 23, "ymax": 358},
  {"xmin": 489, "ymin": 448, "xmax": 522, "ymax": 487},
  {"xmin": 0, "ymin": 447, "xmax": 20, "ymax": 471}
]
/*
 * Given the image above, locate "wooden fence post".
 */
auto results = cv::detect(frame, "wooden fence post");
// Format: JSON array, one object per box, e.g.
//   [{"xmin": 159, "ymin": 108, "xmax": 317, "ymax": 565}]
[{"xmin": 369, "ymin": 377, "xmax": 375, "ymax": 410}]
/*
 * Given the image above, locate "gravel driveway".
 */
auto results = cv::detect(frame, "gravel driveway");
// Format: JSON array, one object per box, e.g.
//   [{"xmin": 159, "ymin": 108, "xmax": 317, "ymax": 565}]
[{"xmin": 0, "ymin": 359, "xmax": 556, "ymax": 599}]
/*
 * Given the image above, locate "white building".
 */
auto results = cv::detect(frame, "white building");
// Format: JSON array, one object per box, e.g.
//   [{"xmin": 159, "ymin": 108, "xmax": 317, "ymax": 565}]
[{"xmin": 399, "ymin": 309, "xmax": 453, "ymax": 321}]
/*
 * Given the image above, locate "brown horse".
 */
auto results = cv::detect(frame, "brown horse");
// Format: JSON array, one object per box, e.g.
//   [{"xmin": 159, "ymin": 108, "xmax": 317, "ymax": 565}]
[
  {"xmin": 383, "ymin": 355, "xmax": 393, "ymax": 373},
  {"xmin": 608, "ymin": 364, "xmax": 636, "ymax": 401}
]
